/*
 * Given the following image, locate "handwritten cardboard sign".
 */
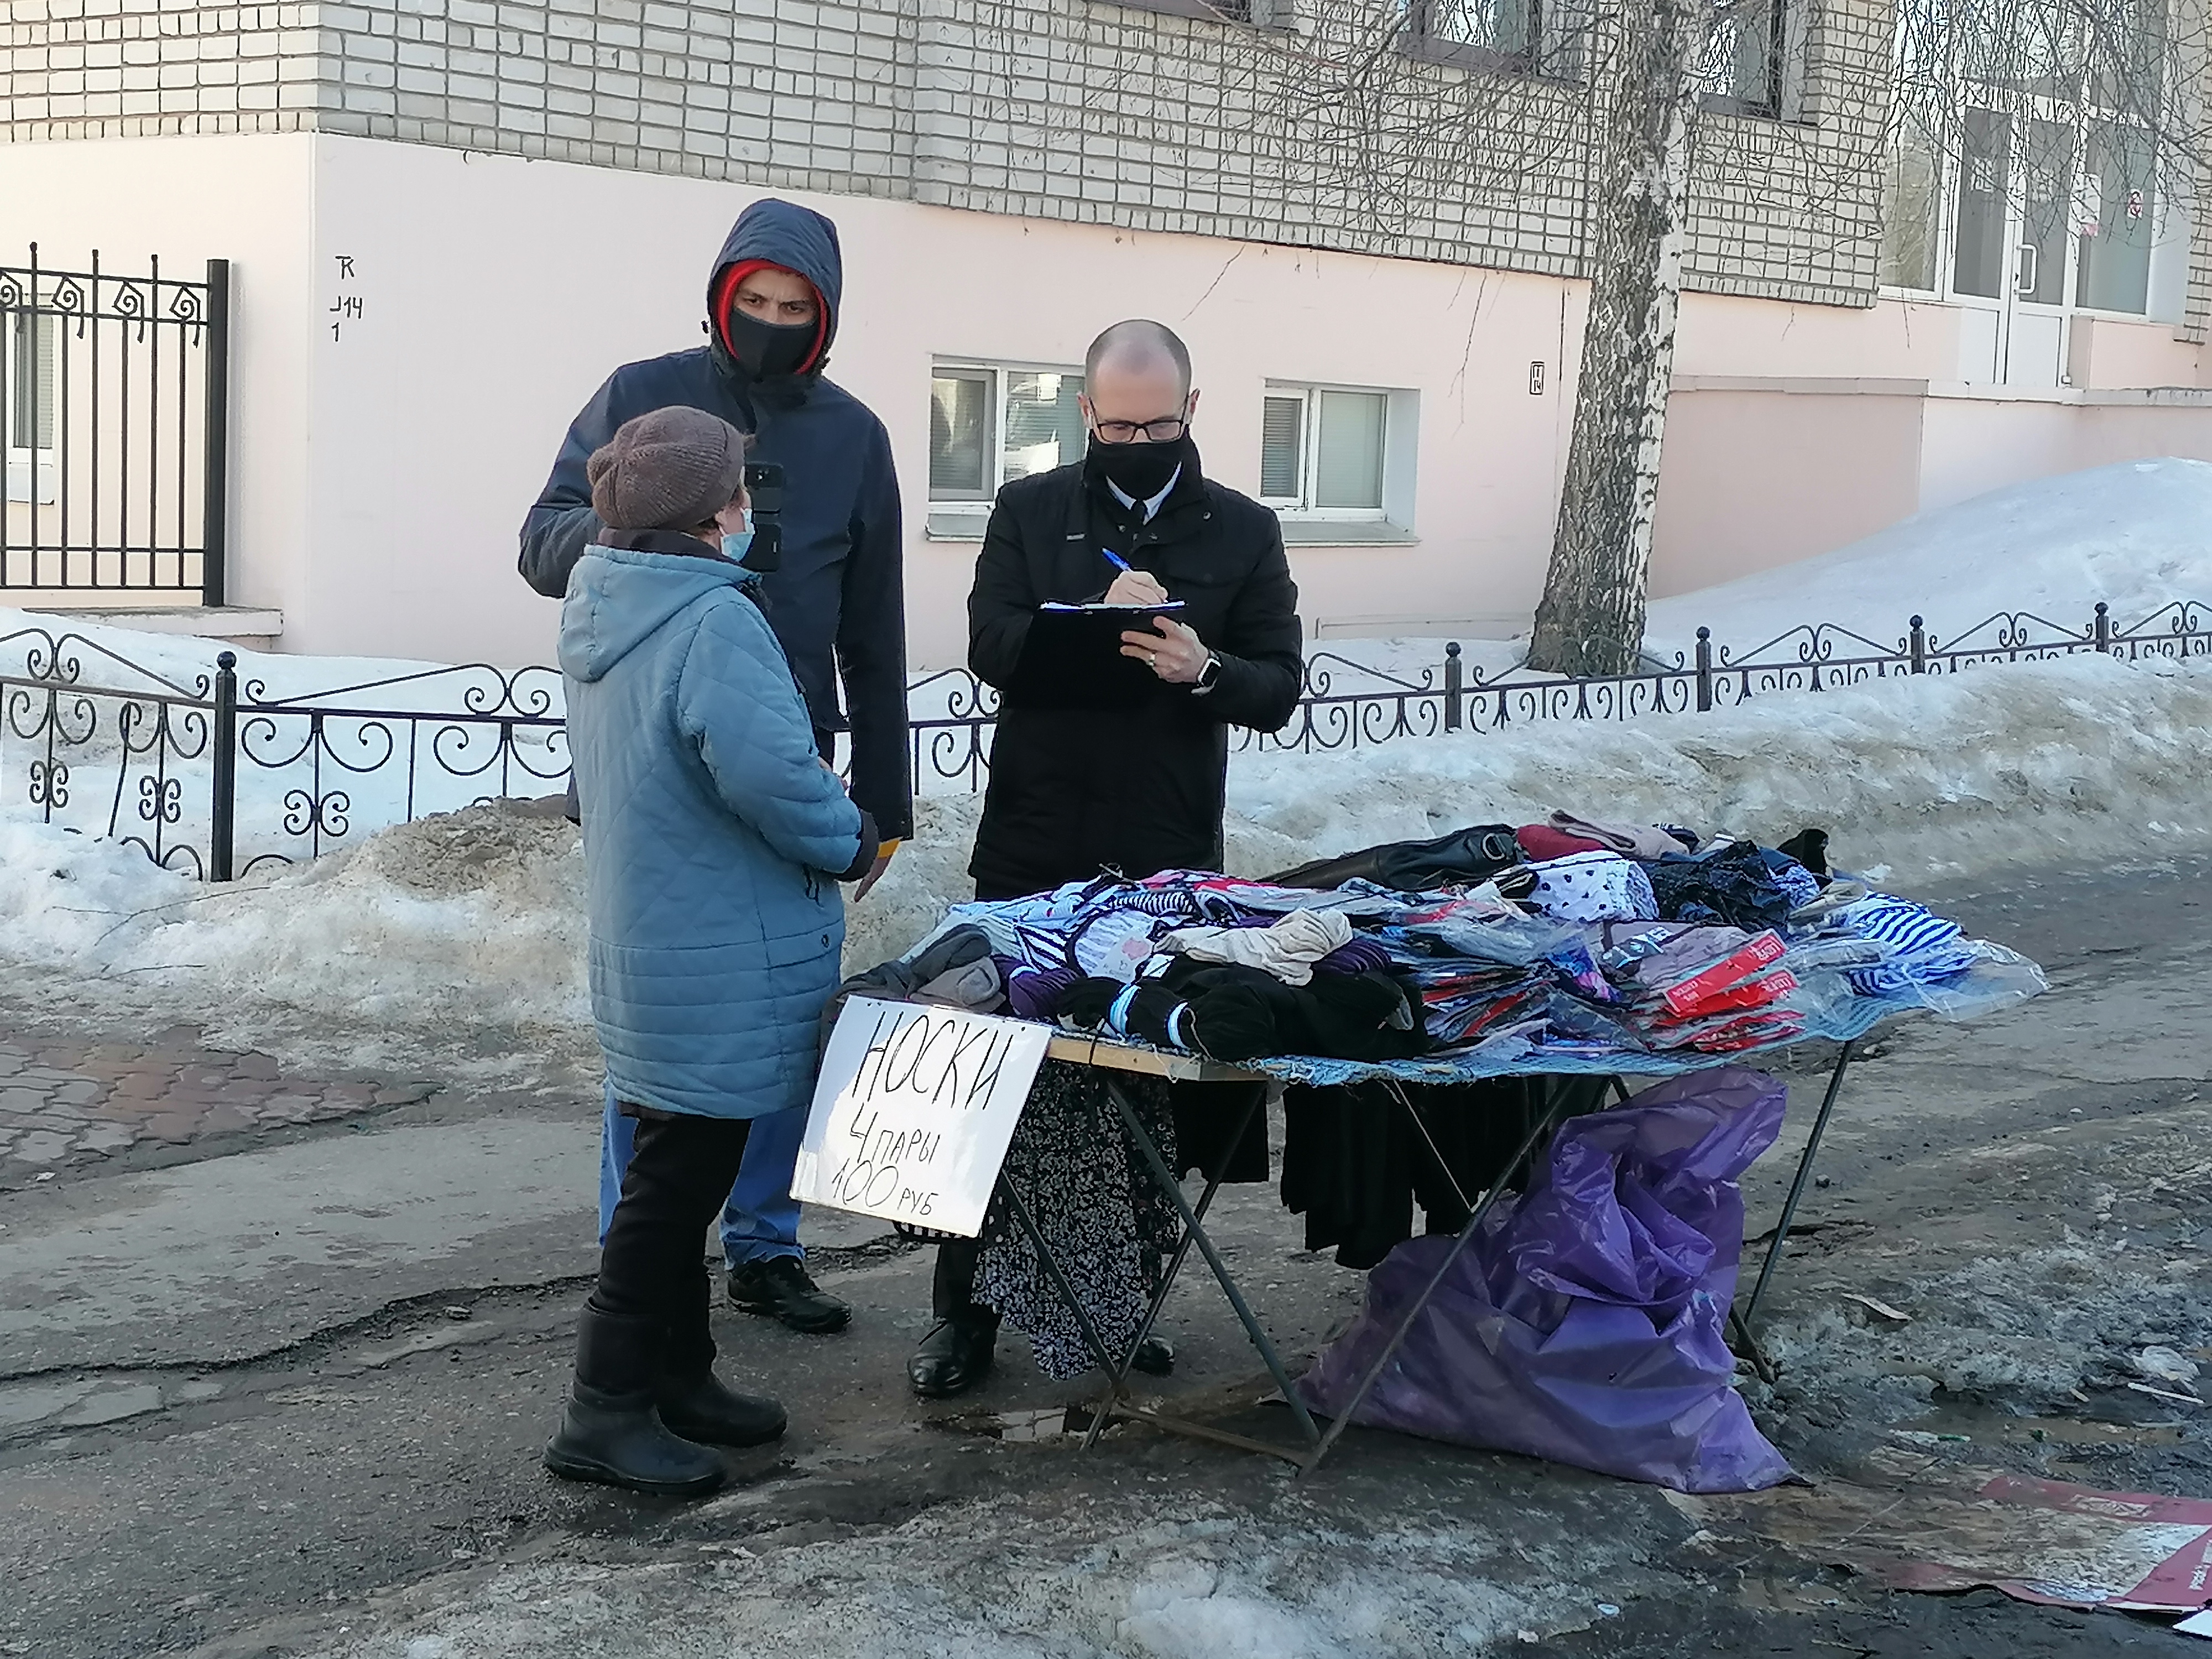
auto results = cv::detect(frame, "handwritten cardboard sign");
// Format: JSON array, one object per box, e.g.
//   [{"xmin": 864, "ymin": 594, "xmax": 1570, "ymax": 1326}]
[{"xmin": 791, "ymin": 996, "xmax": 1051, "ymax": 1238}]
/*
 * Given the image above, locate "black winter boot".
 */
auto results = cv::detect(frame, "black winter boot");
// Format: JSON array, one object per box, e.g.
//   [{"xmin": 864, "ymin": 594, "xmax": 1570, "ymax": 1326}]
[
  {"xmin": 544, "ymin": 1308, "xmax": 726, "ymax": 1497},
  {"xmin": 656, "ymin": 1370, "xmax": 788, "ymax": 1448},
  {"xmin": 657, "ymin": 1254, "xmax": 787, "ymax": 1447}
]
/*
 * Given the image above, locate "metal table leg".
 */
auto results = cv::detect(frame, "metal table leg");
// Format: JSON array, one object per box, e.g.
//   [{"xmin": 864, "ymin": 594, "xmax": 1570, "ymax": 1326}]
[
  {"xmin": 1098, "ymin": 1076, "xmax": 1324, "ymax": 1458},
  {"xmin": 1001, "ymin": 1176, "xmax": 1313, "ymax": 1463},
  {"xmin": 1735, "ymin": 1040, "xmax": 1855, "ymax": 1338},
  {"xmin": 1302, "ymin": 1087, "xmax": 1575, "ymax": 1473},
  {"xmin": 1079, "ymin": 1083, "xmax": 1269, "ymax": 1452},
  {"xmin": 992, "ymin": 1073, "xmax": 1314, "ymax": 1465}
]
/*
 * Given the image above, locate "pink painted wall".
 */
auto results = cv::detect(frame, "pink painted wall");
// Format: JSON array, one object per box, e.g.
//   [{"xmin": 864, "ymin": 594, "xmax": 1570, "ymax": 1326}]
[
  {"xmin": 1648, "ymin": 384, "xmax": 1927, "ymax": 597},
  {"xmin": 304, "ymin": 136, "xmax": 1588, "ymax": 670},
  {"xmin": 2067, "ymin": 315, "xmax": 2209, "ymax": 390},
  {"xmin": 1674, "ymin": 292, "xmax": 1963, "ymax": 380},
  {"xmin": 1921, "ymin": 389, "xmax": 2212, "ymax": 513}
]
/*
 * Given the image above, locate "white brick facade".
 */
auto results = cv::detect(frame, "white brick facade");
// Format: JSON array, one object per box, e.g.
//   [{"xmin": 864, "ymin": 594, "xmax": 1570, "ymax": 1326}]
[{"xmin": 4, "ymin": 0, "xmax": 1906, "ymax": 306}]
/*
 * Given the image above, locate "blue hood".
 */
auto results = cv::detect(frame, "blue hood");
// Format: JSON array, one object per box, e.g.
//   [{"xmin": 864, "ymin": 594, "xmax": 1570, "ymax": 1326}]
[
  {"xmin": 560, "ymin": 545, "xmax": 755, "ymax": 684},
  {"xmin": 709, "ymin": 198, "xmax": 846, "ymax": 373}
]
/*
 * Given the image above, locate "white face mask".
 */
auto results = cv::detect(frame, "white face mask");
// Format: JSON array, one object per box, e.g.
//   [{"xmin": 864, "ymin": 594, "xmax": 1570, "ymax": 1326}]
[{"xmin": 721, "ymin": 508, "xmax": 754, "ymax": 564}]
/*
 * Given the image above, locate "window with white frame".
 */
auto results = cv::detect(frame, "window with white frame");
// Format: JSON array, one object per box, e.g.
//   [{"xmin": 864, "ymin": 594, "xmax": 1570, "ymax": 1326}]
[
  {"xmin": 1259, "ymin": 386, "xmax": 1390, "ymax": 519},
  {"xmin": 1879, "ymin": 0, "xmax": 2178, "ymax": 318},
  {"xmin": 928, "ymin": 362, "xmax": 1086, "ymax": 505},
  {"xmin": 1879, "ymin": 123, "xmax": 1946, "ymax": 291}
]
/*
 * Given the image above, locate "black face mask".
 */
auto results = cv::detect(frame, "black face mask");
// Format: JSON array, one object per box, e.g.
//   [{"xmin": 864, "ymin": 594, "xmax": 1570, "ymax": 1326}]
[
  {"xmin": 722, "ymin": 307, "xmax": 818, "ymax": 380},
  {"xmin": 1086, "ymin": 431, "xmax": 1190, "ymax": 504}
]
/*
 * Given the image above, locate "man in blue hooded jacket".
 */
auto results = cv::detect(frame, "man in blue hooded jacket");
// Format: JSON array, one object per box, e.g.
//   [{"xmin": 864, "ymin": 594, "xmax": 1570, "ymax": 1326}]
[{"xmin": 521, "ymin": 197, "xmax": 909, "ymax": 1337}]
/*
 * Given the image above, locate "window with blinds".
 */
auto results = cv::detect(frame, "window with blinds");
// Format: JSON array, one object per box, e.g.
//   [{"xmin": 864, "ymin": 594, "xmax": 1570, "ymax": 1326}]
[
  {"xmin": 1259, "ymin": 394, "xmax": 1305, "ymax": 500},
  {"xmin": 928, "ymin": 369, "xmax": 993, "ymax": 500},
  {"xmin": 1259, "ymin": 383, "xmax": 1389, "ymax": 517},
  {"xmin": 929, "ymin": 362, "xmax": 1086, "ymax": 504},
  {"xmin": 7, "ymin": 313, "xmax": 56, "ymax": 453}
]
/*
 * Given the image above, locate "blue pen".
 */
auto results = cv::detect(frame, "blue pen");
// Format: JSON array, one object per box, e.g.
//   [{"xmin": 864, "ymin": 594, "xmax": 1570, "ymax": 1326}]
[{"xmin": 1100, "ymin": 546, "xmax": 1133, "ymax": 575}]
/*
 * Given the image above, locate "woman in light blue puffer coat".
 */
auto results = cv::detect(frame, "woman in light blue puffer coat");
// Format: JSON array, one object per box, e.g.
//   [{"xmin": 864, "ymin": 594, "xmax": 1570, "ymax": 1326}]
[{"xmin": 543, "ymin": 406, "xmax": 877, "ymax": 1498}]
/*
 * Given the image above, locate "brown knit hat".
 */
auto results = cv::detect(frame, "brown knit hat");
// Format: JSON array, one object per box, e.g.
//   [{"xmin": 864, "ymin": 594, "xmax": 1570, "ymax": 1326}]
[{"xmin": 586, "ymin": 405, "xmax": 752, "ymax": 533}]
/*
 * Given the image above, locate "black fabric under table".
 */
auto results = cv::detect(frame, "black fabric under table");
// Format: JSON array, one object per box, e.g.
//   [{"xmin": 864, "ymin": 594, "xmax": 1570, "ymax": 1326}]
[{"xmin": 1280, "ymin": 1076, "xmax": 1611, "ymax": 1270}]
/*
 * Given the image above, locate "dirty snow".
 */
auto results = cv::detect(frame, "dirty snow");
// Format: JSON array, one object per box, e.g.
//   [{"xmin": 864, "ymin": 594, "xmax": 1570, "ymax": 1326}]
[
  {"xmin": 1764, "ymin": 1233, "xmax": 2210, "ymax": 1417},
  {"xmin": 0, "ymin": 805, "xmax": 595, "ymax": 1082},
  {"xmin": 294, "ymin": 1484, "xmax": 1671, "ymax": 1659},
  {"xmin": 1, "ymin": 650, "xmax": 2206, "ymax": 1083},
  {"xmin": 1222, "ymin": 648, "xmax": 2212, "ymax": 885}
]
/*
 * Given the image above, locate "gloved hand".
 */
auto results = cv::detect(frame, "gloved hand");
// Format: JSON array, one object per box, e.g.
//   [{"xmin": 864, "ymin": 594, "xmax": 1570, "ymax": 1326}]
[{"xmin": 854, "ymin": 837, "xmax": 898, "ymax": 901}]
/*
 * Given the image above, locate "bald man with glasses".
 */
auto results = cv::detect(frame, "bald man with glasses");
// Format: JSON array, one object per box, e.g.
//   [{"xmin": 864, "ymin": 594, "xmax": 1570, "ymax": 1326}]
[
  {"xmin": 908, "ymin": 319, "xmax": 1304, "ymax": 1399},
  {"xmin": 964, "ymin": 317, "xmax": 1305, "ymax": 903}
]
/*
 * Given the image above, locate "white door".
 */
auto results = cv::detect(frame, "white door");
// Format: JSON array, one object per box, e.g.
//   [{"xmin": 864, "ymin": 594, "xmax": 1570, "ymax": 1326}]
[{"xmin": 1951, "ymin": 106, "xmax": 2076, "ymax": 386}]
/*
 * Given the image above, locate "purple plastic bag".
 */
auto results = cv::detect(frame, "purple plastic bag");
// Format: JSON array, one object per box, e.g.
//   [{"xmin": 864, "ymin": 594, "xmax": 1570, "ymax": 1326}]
[{"xmin": 1298, "ymin": 1067, "xmax": 1794, "ymax": 1493}]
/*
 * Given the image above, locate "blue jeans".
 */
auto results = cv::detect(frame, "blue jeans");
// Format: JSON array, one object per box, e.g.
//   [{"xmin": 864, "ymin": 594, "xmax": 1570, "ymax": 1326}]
[{"xmin": 596, "ymin": 1081, "xmax": 806, "ymax": 1266}]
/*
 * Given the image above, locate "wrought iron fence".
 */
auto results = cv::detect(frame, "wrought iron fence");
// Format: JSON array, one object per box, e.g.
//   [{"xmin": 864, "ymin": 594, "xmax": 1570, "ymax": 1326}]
[
  {"xmin": 2, "ymin": 246, "xmax": 230, "ymax": 603},
  {"xmin": 1, "ymin": 597, "xmax": 2204, "ymax": 879},
  {"xmin": 1, "ymin": 623, "xmax": 565, "ymax": 879},
  {"xmin": 904, "ymin": 598, "xmax": 2211, "ymax": 786}
]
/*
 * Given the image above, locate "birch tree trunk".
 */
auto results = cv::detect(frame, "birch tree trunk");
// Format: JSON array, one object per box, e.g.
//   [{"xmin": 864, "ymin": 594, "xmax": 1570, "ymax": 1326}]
[{"xmin": 1526, "ymin": 0, "xmax": 1718, "ymax": 677}]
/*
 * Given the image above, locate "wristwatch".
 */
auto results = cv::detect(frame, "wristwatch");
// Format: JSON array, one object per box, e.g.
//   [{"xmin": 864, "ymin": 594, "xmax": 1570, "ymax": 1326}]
[{"xmin": 1193, "ymin": 653, "xmax": 1224, "ymax": 693}]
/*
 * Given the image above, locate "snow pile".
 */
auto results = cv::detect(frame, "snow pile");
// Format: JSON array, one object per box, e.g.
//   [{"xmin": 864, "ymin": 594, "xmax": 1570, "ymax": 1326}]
[
  {"xmin": 3, "ymin": 651, "xmax": 2206, "ymax": 1073},
  {"xmin": 0, "ymin": 804, "xmax": 592, "ymax": 1078},
  {"xmin": 1319, "ymin": 458, "xmax": 2212, "ymax": 680},
  {"xmin": 1223, "ymin": 649, "xmax": 2212, "ymax": 884},
  {"xmin": 1643, "ymin": 457, "xmax": 2212, "ymax": 659}
]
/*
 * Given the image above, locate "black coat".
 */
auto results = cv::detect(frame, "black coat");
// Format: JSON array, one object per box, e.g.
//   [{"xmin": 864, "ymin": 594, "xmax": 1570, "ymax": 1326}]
[
  {"xmin": 967, "ymin": 447, "xmax": 1303, "ymax": 897},
  {"xmin": 517, "ymin": 199, "xmax": 912, "ymax": 841}
]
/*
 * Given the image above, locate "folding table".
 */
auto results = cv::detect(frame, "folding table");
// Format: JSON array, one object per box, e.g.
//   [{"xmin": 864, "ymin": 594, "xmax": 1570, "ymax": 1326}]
[{"xmin": 992, "ymin": 1030, "xmax": 1859, "ymax": 1472}]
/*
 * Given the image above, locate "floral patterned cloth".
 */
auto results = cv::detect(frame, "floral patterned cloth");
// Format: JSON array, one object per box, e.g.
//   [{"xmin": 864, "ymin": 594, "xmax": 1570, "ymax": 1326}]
[{"xmin": 973, "ymin": 1060, "xmax": 1183, "ymax": 1380}]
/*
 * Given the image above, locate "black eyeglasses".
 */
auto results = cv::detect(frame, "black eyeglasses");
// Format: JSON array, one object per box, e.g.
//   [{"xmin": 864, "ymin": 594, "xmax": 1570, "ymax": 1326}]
[{"xmin": 1092, "ymin": 416, "xmax": 1188, "ymax": 444}]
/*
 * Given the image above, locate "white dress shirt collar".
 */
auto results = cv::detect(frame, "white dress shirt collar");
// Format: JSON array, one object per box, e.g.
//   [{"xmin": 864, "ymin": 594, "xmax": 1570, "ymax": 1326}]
[{"xmin": 1107, "ymin": 464, "xmax": 1183, "ymax": 524}]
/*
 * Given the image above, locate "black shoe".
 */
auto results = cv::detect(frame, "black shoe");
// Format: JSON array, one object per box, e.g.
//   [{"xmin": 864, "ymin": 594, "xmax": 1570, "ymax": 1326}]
[
  {"xmin": 1128, "ymin": 1334, "xmax": 1175, "ymax": 1377},
  {"xmin": 728, "ymin": 1256, "xmax": 852, "ymax": 1334},
  {"xmin": 909, "ymin": 1316, "xmax": 998, "ymax": 1399},
  {"xmin": 656, "ymin": 1369, "xmax": 787, "ymax": 1448},
  {"xmin": 543, "ymin": 1382, "xmax": 727, "ymax": 1496}
]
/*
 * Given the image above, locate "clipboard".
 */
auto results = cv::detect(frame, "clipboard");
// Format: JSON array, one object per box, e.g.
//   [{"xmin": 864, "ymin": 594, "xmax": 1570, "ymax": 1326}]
[{"xmin": 1006, "ymin": 601, "xmax": 1186, "ymax": 709}]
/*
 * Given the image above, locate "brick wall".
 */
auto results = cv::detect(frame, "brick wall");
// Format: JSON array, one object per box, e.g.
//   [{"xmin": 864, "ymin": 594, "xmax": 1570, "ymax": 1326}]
[
  {"xmin": 0, "ymin": 0, "xmax": 330, "ymax": 131},
  {"xmin": 2, "ymin": 0, "xmax": 1903, "ymax": 306}
]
